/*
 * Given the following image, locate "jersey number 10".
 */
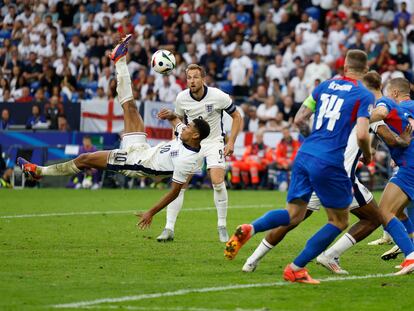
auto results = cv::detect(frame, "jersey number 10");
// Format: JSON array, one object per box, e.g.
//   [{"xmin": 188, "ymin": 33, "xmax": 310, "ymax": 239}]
[{"xmin": 316, "ymin": 94, "xmax": 344, "ymax": 131}]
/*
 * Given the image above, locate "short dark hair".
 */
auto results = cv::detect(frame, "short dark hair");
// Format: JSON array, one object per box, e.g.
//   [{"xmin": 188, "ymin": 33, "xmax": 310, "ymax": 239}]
[
  {"xmin": 345, "ymin": 49, "xmax": 368, "ymax": 73},
  {"xmin": 388, "ymin": 77, "xmax": 410, "ymax": 96},
  {"xmin": 192, "ymin": 118, "xmax": 210, "ymax": 141},
  {"xmin": 362, "ymin": 71, "xmax": 382, "ymax": 91}
]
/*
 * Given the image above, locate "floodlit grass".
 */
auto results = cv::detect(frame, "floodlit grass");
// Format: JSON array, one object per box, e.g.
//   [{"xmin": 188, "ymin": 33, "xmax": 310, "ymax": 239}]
[{"xmin": 1, "ymin": 189, "xmax": 412, "ymax": 311}]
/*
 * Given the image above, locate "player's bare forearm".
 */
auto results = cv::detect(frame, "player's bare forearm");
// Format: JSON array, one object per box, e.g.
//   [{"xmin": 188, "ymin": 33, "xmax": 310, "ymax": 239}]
[
  {"xmin": 356, "ymin": 117, "xmax": 372, "ymax": 164},
  {"xmin": 225, "ymin": 110, "xmax": 242, "ymax": 156},
  {"xmin": 370, "ymin": 106, "xmax": 388, "ymax": 123},
  {"xmin": 294, "ymin": 105, "xmax": 313, "ymax": 137},
  {"xmin": 376, "ymin": 124, "xmax": 412, "ymax": 148},
  {"xmin": 158, "ymin": 109, "xmax": 181, "ymax": 128},
  {"xmin": 137, "ymin": 182, "xmax": 183, "ymax": 229}
]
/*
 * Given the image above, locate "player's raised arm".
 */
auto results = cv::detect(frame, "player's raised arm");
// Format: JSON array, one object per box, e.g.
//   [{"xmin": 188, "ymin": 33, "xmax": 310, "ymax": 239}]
[
  {"xmin": 225, "ymin": 109, "xmax": 243, "ymax": 157},
  {"xmin": 294, "ymin": 95, "xmax": 315, "ymax": 137},
  {"xmin": 158, "ymin": 108, "xmax": 182, "ymax": 128},
  {"xmin": 137, "ymin": 181, "xmax": 183, "ymax": 229}
]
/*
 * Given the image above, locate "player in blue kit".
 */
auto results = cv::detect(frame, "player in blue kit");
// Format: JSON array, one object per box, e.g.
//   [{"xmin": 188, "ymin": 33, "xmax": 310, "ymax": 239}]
[
  {"xmin": 225, "ymin": 50, "xmax": 373, "ymax": 284},
  {"xmin": 370, "ymin": 77, "xmax": 414, "ymax": 274}
]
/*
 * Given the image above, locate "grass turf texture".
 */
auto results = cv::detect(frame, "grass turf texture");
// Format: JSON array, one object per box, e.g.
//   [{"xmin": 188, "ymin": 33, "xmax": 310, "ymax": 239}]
[{"xmin": 1, "ymin": 189, "xmax": 412, "ymax": 311}]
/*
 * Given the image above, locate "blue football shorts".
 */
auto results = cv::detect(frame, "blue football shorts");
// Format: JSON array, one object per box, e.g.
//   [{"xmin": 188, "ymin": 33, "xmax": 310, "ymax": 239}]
[{"xmin": 287, "ymin": 152, "xmax": 353, "ymax": 208}]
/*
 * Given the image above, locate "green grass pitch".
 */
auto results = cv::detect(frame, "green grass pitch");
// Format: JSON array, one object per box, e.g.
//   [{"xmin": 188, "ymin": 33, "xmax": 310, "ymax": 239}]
[{"xmin": 1, "ymin": 189, "xmax": 413, "ymax": 311}]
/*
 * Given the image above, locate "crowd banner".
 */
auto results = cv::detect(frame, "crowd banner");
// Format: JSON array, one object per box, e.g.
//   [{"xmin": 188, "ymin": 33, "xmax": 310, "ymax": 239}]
[{"xmin": 80, "ymin": 97, "xmax": 124, "ymax": 133}]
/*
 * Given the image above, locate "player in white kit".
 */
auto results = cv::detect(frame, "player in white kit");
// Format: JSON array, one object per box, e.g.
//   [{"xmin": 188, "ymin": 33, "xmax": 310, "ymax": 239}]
[
  {"xmin": 18, "ymin": 35, "xmax": 211, "ymax": 229},
  {"xmin": 239, "ymin": 72, "xmax": 412, "ymax": 274},
  {"xmin": 157, "ymin": 64, "xmax": 243, "ymax": 242}
]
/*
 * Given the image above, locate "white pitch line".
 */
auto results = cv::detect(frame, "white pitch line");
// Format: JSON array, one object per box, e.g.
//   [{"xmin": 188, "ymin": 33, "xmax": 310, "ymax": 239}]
[
  {"xmin": 82, "ymin": 305, "xmax": 267, "ymax": 311},
  {"xmin": 52, "ymin": 273, "xmax": 395, "ymax": 309},
  {"xmin": 0, "ymin": 204, "xmax": 273, "ymax": 219}
]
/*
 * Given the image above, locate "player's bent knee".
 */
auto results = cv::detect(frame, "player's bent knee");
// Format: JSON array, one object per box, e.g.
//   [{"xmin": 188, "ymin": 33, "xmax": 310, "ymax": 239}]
[
  {"xmin": 76, "ymin": 153, "xmax": 90, "ymax": 166},
  {"xmin": 212, "ymin": 182, "xmax": 226, "ymax": 191}
]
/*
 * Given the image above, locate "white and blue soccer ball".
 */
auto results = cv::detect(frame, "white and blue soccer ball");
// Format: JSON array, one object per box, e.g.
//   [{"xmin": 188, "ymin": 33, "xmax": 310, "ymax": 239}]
[{"xmin": 151, "ymin": 49, "xmax": 176, "ymax": 75}]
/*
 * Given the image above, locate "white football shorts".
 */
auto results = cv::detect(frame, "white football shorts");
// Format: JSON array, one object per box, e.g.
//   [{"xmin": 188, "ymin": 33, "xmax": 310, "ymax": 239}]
[
  {"xmin": 107, "ymin": 132, "xmax": 153, "ymax": 178},
  {"xmin": 307, "ymin": 178, "xmax": 373, "ymax": 211},
  {"xmin": 202, "ymin": 140, "xmax": 226, "ymax": 169}
]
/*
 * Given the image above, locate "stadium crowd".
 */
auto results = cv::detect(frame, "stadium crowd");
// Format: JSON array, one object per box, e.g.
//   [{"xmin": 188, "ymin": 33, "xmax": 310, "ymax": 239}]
[{"xmin": 0, "ymin": 0, "xmax": 413, "ymax": 188}]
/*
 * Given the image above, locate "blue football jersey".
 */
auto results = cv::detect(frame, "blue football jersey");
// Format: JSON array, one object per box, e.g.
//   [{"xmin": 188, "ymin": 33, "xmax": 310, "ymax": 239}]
[
  {"xmin": 299, "ymin": 77, "xmax": 374, "ymax": 167},
  {"xmin": 377, "ymin": 98, "xmax": 414, "ymax": 168}
]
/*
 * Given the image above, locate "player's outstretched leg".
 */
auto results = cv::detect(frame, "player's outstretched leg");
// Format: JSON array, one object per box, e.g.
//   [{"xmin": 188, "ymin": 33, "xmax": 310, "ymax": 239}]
[
  {"xmin": 18, "ymin": 151, "xmax": 110, "ymax": 181},
  {"xmin": 111, "ymin": 34, "xmax": 144, "ymax": 134},
  {"xmin": 225, "ymin": 201, "xmax": 307, "ymax": 260},
  {"xmin": 242, "ymin": 210, "xmax": 314, "ymax": 272},
  {"xmin": 317, "ymin": 199, "xmax": 382, "ymax": 274}
]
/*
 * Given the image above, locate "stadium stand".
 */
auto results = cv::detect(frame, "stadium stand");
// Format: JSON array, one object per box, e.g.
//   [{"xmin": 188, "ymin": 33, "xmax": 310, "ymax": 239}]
[{"xmin": 0, "ymin": 0, "xmax": 412, "ymax": 189}]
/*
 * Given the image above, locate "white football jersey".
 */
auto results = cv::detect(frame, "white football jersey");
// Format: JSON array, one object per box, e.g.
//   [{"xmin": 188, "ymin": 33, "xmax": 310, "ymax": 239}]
[
  {"xmin": 344, "ymin": 121, "xmax": 384, "ymax": 177},
  {"xmin": 174, "ymin": 86, "xmax": 236, "ymax": 145},
  {"xmin": 141, "ymin": 123, "xmax": 204, "ymax": 184},
  {"xmin": 110, "ymin": 124, "xmax": 203, "ymax": 184}
]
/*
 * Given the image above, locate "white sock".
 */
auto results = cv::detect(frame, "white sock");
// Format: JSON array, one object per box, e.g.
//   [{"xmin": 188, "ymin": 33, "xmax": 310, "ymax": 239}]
[
  {"xmin": 39, "ymin": 160, "xmax": 81, "ymax": 176},
  {"xmin": 324, "ymin": 233, "xmax": 356, "ymax": 258},
  {"xmin": 290, "ymin": 263, "xmax": 302, "ymax": 271},
  {"xmin": 165, "ymin": 189, "xmax": 186, "ymax": 231},
  {"xmin": 406, "ymin": 251, "xmax": 414, "ymax": 260},
  {"xmin": 383, "ymin": 230, "xmax": 392, "ymax": 240},
  {"xmin": 246, "ymin": 238, "xmax": 274, "ymax": 264},
  {"xmin": 213, "ymin": 182, "xmax": 227, "ymax": 227},
  {"xmin": 115, "ymin": 57, "xmax": 133, "ymax": 105}
]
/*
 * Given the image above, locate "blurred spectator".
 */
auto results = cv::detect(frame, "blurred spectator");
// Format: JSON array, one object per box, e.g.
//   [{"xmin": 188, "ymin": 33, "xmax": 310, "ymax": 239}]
[
  {"xmin": 392, "ymin": 43, "xmax": 413, "ymax": 82},
  {"xmin": 1, "ymin": 108, "xmax": 14, "ymax": 130},
  {"xmin": 68, "ymin": 35, "xmax": 87, "ymax": 64},
  {"xmin": 231, "ymin": 132, "xmax": 272, "ymax": 189},
  {"xmin": 372, "ymin": 0, "xmax": 394, "ymax": 30},
  {"xmin": 267, "ymin": 111, "xmax": 290, "ymax": 132},
  {"xmin": 381, "ymin": 59, "xmax": 405, "ymax": 85},
  {"xmin": 257, "ymin": 96, "xmax": 278, "ymax": 124},
  {"xmin": 288, "ymin": 67, "xmax": 308, "ymax": 108},
  {"xmin": 249, "ymin": 84, "xmax": 267, "ymax": 107},
  {"xmin": 26, "ymin": 104, "xmax": 46, "ymax": 129},
  {"xmin": 304, "ymin": 52, "xmax": 332, "ymax": 90},
  {"xmin": 205, "ymin": 14, "xmax": 223, "ymax": 40},
  {"xmin": 267, "ymin": 127, "xmax": 301, "ymax": 190},
  {"xmin": 22, "ymin": 51, "xmax": 42, "ymax": 84},
  {"xmin": 394, "ymin": 2, "xmax": 411, "ymax": 28},
  {"xmin": 244, "ymin": 106, "xmax": 260, "ymax": 132},
  {"xmin": 155, "ymin": 76, "xmax": 182, "ymax": 102},
  {"xmin": 228, "ymin": 47, "xmax": 253, "ymax": 99},
  {"xmin": 98, "ymin": 67, "xmax": 112, "ymax": 95},
  {"xmin": 279, "ymin": 96, "xmax": 298, "ymax": 124},
  {"xmin": 45, "ymin": 96, "xmax": 64, "ymax": 130},
  {"xmin": 15, "ymin": 86, "xmax": 34, "ymax": 103},
  {"xmin": 68, "ymin": 135, "xmax": 100, "ymax": 189},
  {"xmin": 58, "ymin": 115, "xmax": 70, "ymax": 132},
  {"xmin": 265, "ymin": 54, "xmax": 289, "ymax": 87}
]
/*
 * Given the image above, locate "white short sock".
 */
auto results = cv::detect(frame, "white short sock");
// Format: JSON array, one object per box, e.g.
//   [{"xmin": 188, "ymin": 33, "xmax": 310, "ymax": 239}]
[
  {"xmin": 324, "ymin": 233, "xmax": 356, "ymax": 258},
  {"xmin": 407, "ymin": 251, "xmax": 414, "ymax": 260},
  {"xmin": 213, "ymin": 182, "xmax": 227, "ymax": 227},
  {"xmin": 115, "ymin": 57, "xmax": 133, "ymax": 105},
  {"xmin": 246, "ymin": 238, "xmax": 274, "ymax": 265},
  {"xmin": 165, "ymin": 189, "xmax": 186, "ymax": 231},
  {"xmin": 39, "ymin": 160, "xmax": 81, "ymax": 176}
]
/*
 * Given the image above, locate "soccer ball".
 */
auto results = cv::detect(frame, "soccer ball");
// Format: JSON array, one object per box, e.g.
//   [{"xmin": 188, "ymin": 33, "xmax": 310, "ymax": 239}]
[
  {"xmin": 82, "ymin": 176, "xmax": 93, "ymax": 189},
  {"xmin": 151, "ymin": 50, "xmax": 176, "ymax": 75}
]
